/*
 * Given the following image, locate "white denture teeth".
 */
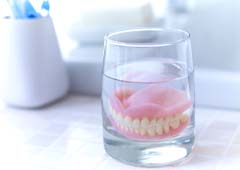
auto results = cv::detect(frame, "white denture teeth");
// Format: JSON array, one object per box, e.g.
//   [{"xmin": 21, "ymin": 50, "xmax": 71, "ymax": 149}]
[
  {"xmin": 124, "ymin": 126, "xmax": 129, "ymax": 132},
  {"xmin": 140, "ymin": 128, "xmax": 146, "ymax": 136},
  {"xmin": 110, "ymin": 107, "xmax": 189, "ymax": 137},
  {"xmin": 124, "ymin": 116, "xmax": 132, "ymax": 127},
  {"xmin": 132, "ymin": 119, "xmax": 140, "ymax": 129},
  {"xmin": 134, "ymin": 129, "xmax": 139, "ymax": 134},
  {"xmin": 147, "ymin": 128, "xmax": 155, "ymax": 136},
  {"xmin": 147, "ymin": 118, "xmax": 157, "ymax": 136},
  {"xmin": 129, "ymin": 127, "xmax": 134, "ymax": 133},
  {"xmin": 163, "ymin": 117, "xmax": 170, "ymax": 134},
  {"xmin": 141, "ymin": 117, "xmax": 149, "ymax": 128},
  {"xmin": 117, "ymin": 113, "xmax": 123, "ymax": 122},
  {"xmin": 150, "ymin": 118, "xmax": 157, "ymax": 128},
  {"xmin": 180, "ymin": 114, "xmax": 189, "ymax": 123},
  {"xmin": 169, "ymin": 115, "xmax": 180, "ymax": 129},
  {"xmin": 156, "ymin": 118, "xmax": 163, "ymax": 135}
]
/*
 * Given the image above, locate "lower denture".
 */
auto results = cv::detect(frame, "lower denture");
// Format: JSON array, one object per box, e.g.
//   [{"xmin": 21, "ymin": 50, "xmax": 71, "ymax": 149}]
[{"xmin": 109, "ymin": 84, "xmax": 192, "ymax": 140}]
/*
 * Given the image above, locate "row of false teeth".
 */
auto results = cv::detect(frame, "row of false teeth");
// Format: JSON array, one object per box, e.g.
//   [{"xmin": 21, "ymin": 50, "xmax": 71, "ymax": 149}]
[{"xmin": 110, "ymin": 106, "xmax": 188, "ymax": 136}]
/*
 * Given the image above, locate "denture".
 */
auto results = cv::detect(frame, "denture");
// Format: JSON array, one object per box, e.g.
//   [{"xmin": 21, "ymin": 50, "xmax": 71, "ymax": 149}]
[{"xmin": 109, "ymin": 84, "xmax": 192, "ymax": 140}]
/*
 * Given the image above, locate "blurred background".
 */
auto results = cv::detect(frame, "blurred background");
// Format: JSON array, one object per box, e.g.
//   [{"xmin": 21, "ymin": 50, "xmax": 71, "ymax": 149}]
[
  {"xmin": 50, "ymin": 0, "xmax": 240, "ymax": 109},
  {"xmin": 48, "ymin": 0, "xmax": 240, "ymax": 71},
  {"xmin": 1, "ymin": 0, "xmax": 240, "ymax": 109}
]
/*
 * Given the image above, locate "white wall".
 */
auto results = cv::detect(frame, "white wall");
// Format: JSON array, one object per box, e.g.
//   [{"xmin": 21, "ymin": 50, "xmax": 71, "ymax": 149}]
[{"xmin": 183, "ymin": 0, "xmax": 240, "ymax": 71}]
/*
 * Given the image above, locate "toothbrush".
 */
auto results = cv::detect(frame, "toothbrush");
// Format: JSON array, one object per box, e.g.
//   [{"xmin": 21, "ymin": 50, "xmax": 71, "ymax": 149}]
[
  {"xmin": 23, "ymin": 0, "xmax": 39, "ymax": 18},
  {"xmin": 41, "ymin": 0, "xmax": 50, "ymax": 17},
  {"xmin": 6, "ymin": 0, "xmax": 49, "ymax": 18}
]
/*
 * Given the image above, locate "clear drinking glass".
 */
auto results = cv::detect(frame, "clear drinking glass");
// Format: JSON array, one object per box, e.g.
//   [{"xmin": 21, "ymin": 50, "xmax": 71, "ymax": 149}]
[{"xmin": 101, "ymin": 28, "xmax": 195, "ymax": 167}]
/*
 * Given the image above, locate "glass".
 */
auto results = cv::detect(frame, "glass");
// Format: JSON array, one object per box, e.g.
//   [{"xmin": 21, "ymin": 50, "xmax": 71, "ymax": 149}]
[{"xmin": 101, "ymin": 28, "xmax": 195, "ymax": 167}]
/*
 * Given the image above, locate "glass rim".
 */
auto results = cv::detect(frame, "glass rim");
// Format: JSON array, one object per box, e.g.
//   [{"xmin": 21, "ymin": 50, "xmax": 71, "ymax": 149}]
[{"xmin": 105, "ymin": 28, "xmax": 191, "ymax": 48}]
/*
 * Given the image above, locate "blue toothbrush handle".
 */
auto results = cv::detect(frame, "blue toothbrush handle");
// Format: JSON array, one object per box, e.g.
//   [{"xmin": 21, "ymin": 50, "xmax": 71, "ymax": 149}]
[
  {"xmin": 41, "ymin": 0, "xmax": 50, "ymax": 11},
  {"xmin": 24, "ymin": 0, "xmax": 40, "ymax": 18},
  {"xmin": 41, "ymin": 0, "xmax": 50, "ymax": 16}
]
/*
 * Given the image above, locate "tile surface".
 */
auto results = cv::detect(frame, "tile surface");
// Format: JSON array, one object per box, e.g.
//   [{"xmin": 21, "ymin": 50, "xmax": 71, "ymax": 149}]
[{"xmin": 0, "ymin": 95, "xmax": 239, "ymax": 170}]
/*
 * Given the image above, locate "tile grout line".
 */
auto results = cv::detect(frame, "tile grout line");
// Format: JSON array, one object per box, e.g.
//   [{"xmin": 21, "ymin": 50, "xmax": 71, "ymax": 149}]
[
  {"xmin": 195, "ymin": 115, "xmax": 238, "ymax": 169},
  {"xmin": 222, "ymin": 124, "xmax": 240, "ymax": 155},
  {"xmin": 93, "ymin": 156, "xmax": 109, "ymax": 170},
  {"xmin": 214, "ymin": 123, "xmax": 240, "ymax": 170}
]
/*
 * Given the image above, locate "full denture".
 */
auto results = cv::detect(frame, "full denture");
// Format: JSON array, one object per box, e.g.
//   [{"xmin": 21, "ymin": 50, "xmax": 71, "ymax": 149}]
[{"xmin": 109, "ymin": 84, "xmax": 192, "ymax": 140}]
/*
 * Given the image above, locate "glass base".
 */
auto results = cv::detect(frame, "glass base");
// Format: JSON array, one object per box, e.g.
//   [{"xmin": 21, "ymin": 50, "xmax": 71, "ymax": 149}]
[{"xmin": 104, "ymin": 130, "xmax": 194, "ymax": 167}]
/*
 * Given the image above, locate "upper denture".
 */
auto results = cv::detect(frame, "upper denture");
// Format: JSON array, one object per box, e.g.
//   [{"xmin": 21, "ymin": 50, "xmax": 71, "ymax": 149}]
[{"xmin": 110, "ymin": 84, "xmax": 192, "ymax": 119}]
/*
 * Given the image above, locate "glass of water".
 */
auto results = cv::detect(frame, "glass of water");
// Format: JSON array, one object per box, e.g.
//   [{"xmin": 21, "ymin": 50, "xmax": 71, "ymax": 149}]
[{"xmin": 101, "ymin": 28, "xmax": 195, "ymax": 167}]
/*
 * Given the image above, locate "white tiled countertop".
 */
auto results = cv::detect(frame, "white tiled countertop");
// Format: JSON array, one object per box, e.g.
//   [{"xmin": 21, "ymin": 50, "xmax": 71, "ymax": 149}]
[{"xmin": 0, "ymin": 95, "xmax": 239, "ymax": 170}]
